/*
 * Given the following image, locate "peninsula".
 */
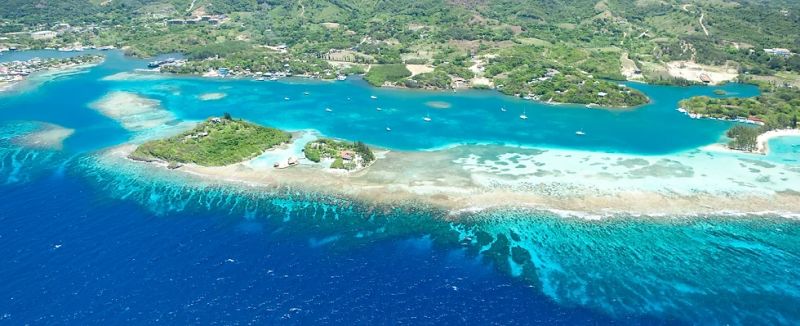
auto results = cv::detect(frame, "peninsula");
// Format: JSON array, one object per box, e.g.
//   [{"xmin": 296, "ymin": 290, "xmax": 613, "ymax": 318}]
[
  {"xmin": 0, "ymin": 55, "xmax": 103, "ymax": 92},
  {"xmin": 679, "ymin": 81, "xmax": 800, "ymax": 152}
]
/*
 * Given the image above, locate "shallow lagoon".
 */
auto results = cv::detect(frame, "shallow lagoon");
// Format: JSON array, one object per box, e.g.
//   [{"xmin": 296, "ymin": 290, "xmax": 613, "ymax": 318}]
[{"xmin": 1, "ymin": 50, "xmax": 799, "ymax": 324}]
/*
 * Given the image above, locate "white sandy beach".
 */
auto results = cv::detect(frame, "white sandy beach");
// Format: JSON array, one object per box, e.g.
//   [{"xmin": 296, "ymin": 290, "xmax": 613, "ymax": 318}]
[{"xmin": 757, "ymin": 129, "xmax": 800, "ymax": 154}]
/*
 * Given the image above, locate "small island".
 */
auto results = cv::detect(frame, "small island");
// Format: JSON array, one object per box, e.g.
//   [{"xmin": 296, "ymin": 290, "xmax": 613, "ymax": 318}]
[
  {"xmin": 303, "ymin": 139, "xmax": 375, "ymax": 171},
  {"xmin": 129, "ymin": 114, "xmax": 291, "ymax": 166}
]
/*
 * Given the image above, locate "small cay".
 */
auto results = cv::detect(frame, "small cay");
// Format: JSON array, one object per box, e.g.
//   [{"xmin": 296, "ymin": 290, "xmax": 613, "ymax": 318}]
[{"xmin": 129, "ymin": 115, "xmax": 292, "ymax": 166}]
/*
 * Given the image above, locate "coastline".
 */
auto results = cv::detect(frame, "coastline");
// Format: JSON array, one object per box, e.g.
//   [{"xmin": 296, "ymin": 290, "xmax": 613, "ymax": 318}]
[
  {"xmin": 142, "ymin": 68, "xmax": 648, "ymax": 109},
  {"xmin": 757, "ymin": 128, "xmax": 800, "ymax": 154},
  {"xmin": 0, "ymin": 61, "xmax": 103, "ymax": 94},
  {"xmin": 104, "ymin": 138, "xmax": 800, "ymax": 219}
]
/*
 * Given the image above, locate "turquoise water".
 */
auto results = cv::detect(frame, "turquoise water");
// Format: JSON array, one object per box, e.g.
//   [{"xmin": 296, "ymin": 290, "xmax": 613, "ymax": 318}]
[
  {"xmin": 1, "ymin": 51, "xmax": 799, "ymax": 324},
  {"xmin": 1, "ymin": 51, "xmax": 759, "ymax": 154}
]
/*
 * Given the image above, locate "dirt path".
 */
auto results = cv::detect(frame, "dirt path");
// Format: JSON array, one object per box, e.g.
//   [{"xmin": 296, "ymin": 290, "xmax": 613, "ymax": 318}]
[
  {"xmin": 187, "ymin": 0, "xmax": 197, "ymax": 13},
  {"xmin": 298, "ymin": 0, "xmax": 306, "ymax": 18},
  {"xmin": 699, "ymin": 11, "xmax": 709, "ymax": 36}
]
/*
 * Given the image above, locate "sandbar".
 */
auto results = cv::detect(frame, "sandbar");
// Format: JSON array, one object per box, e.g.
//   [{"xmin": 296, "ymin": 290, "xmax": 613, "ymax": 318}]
[
  {"xmin": 13, "ymin": 122, "xmax": 74, "ymax": 150},
  {"xmin": 198, "ymin": 92, "xmax": 227, "ymax": 101},
  {"xmin": 90, "ymin": 91, "xmax": 176, "ymax": 131}
]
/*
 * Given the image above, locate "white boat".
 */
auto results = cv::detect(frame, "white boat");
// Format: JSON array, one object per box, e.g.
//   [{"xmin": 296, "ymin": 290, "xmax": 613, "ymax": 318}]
[
  {"xmin": 576, "ymin": 130, "xmax": 586, "ymax": 136},
  {"xmin": 386, "ymin": 127, "xmax": 391, "ymax": 132},
  {"xmin": 270, "ymin": 77, "xmax": 279, "ymax": 81},
  {"xmin": 423, "ymin": 114, "xmax": 432, "ymax": 122},
  {"xmin": 376, "ymin": 107, "xmax": 382, "ymax": 111},
  {"xmin": 256, "ymin": 77, "xmax": 265, "ymax": 81},
  {"xmin": 520, "ymin": 108, "xmax": 528, "ymax": 120},
  {"xmin": 337, "ymin": 75, "xmax": 347, "ymax": 81},
  {"xmin": 304, "ymin": 91, "xmax": 310, "ymax": 95},
  {"xmin": 284, "ymin": 97, "xmax": 290, "ymax": 100},
  {"xmin": 370, "ymin": 95, "xmax": 378, "ymax": 99},
  {"xmin": 325, "ymin": 108, "xmax": 333, "ymax": 112},
  {"xmin": 500, "ymin": 107, "xmax": 507, "ymax": 112}
]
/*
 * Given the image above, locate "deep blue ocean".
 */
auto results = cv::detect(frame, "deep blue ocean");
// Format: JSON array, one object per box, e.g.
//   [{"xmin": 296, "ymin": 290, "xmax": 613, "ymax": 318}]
[{"xmin": 1, "ymin": 51, "xmax": 799, "ymax": 325}]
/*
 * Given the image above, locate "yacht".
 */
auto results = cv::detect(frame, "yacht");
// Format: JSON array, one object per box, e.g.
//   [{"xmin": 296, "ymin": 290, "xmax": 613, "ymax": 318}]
[
  {"xmin": 386, "ymin": 127, "xmax": 392, "ymax": 132},
  {"xmin": 370, "ymin": 95, "xmax": 378, "ymax": 99},
  {"xmin": 284, "ymin": 97, "xmax": 290, "ymax": 101},
  {"xmin": 500, "ymin": 107, "xmax": 507, "ymax": 112},
  {"xmin": 519, "ymin": 108, "xmax": 528, "ymax": 120},
  {"xmin": 376, "ymin": 107, "xmax": 382, "ymax": 111},
  {"xmin": 576, "ymin": 130, "xmax": 586, "ymax": 136},
  {"xmin": 325, "ymin": 108, "xmax": 333, "ymax": 112},
  {"xmin": 423, "ymin": 114, "xmax": 432, "ymax": 122}
]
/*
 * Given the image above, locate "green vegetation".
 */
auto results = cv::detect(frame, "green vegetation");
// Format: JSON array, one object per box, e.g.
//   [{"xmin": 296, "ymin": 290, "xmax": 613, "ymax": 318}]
[
  {"xmin": 726, "ymin": 125, "xmax": 762, "ymax": 152},
  {"xmin": 130, "ymin": 116, "xmax": 291, "ymax": 166},
  {"xmin": 364, "ymin": 64, "xmax": 412, "ymax": 86},
  {"xmin": 303, "ymin": 139, "xmax": 375, "ymax": 170},
  {"xmin": 3, "ymin": 0, "xmax": 800, "ymax": 105},
  {"xmin": 679, "ymin": 82, "xmax": 800, "ymax": 130},
  {"xmin": 486, "ymin": 45, "xmax": 648, "ymax": 107},
  {"xmin": 680, "ymin": 81, "xmax": 800, "ymax": 151}
]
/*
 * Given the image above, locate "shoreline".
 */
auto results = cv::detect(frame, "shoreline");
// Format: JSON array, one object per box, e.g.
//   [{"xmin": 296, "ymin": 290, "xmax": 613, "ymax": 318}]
[
  {"xmin": 103, "ymin": 138, "xmax": 800, "ymax": 219},
  {"xmin": 137, "ymin": 68, "xmax": 648, "ymax": 109},
  {"xmin": 757, "ymin": 128, "xmax": 800, "ymax": 154},
  {"xmin": 0, "ymin": 61, "xmax": 103, "ymax": 94}
]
